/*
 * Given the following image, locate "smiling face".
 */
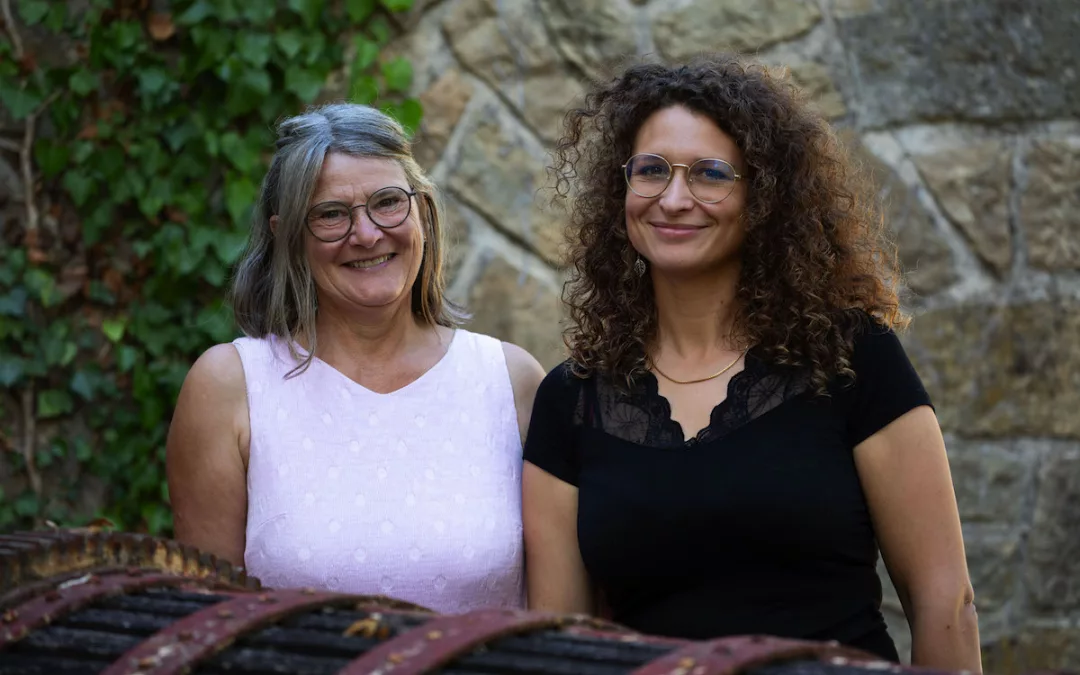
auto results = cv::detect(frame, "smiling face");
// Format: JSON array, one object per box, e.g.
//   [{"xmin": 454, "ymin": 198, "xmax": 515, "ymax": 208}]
[
  {"xmin": 305, "ymin": 152, "xmax": 424, "ymax": 315},
  {"xmin": 625, "ymin": 105, "xmax": 747, "ymax": 277}
]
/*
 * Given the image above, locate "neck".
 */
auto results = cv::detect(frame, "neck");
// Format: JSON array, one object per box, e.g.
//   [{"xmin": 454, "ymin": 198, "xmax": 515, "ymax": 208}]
[
  {"xmin": 311, "ymin": 297, "xmax": 425, "ymax": 365},
  {"xmin": 651, "ymin": 262, "xmax": 741, "ymax": 362}
]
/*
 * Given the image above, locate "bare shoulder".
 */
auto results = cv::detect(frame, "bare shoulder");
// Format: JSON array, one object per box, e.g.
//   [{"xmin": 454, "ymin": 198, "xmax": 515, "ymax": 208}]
[
  {"xmin": 501, "ymin": 341, "xmax": 546, "ymax": 396},
  {"xmin": 184, "ymin": 342, "xmax": 247, "ymax": 393},
  {"xmin": 169, "ymin": 342, "xmax": 250, "ymax": 462}
]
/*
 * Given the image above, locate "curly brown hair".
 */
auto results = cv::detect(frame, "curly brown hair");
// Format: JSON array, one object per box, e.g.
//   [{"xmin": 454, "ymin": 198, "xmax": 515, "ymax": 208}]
[{"xmin": 550, "ymin": 53, "xmax": 907, "ymax": 394}]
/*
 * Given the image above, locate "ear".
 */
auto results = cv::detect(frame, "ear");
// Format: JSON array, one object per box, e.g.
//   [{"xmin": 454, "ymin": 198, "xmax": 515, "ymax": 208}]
[{"xmin": 269, "ymin": 214, "xmax": 279, "ymax": 236}]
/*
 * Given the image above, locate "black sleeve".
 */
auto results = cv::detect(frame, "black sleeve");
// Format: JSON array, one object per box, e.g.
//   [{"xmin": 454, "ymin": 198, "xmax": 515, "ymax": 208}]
[
  {"xmin": 522, "ymin": 361, "xmax": 582, "ymax": 486},
  {"xmin": 845, "ymin": 319, "xmax": 934, "ymax": 447}
]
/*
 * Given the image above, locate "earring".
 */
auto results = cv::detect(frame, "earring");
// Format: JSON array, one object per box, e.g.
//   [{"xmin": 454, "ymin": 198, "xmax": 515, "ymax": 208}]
[{"xmin": 633, "ymin": 255, "xmax": 647, "ymax": 277}]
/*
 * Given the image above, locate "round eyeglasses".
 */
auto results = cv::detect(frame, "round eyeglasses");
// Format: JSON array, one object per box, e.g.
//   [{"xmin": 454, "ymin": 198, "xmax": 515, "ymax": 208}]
[
  {"xmin": 622, "ymin": 153, "xmax": 742, "ymax": 204},
  {"xmin": 305, "ymin": 186, "xmax": 418, "ymax": 242}
]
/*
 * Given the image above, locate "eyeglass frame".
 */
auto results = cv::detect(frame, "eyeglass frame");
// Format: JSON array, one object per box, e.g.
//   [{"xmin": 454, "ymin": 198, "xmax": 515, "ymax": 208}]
[
  {"xmin": 304, "ymin": 186, "xmax": 420, "ymax": 243},
  {"xmin": 620, "ymin": 153, "xmax": 743, "ymax": 204}
]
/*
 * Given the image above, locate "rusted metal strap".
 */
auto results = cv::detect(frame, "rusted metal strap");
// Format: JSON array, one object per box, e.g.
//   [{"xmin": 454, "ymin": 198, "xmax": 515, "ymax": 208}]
[
  {"xmin": 337, "ymin": 607, "xmax": 616, "ymax": 675},
  {"xmin": 101, "ymin": 588, "xmax": 357, "ymax": 675},
  {"xmin": 0, "ymin": 569, "xmax": 191, "ymax": 649},
  {"xmin": 627, "ymin": 634, "xmax": 879, "ymax": 675},
  {"xmin": 0, "ymin": 565, "xmax": 129, "ymax": 611}
]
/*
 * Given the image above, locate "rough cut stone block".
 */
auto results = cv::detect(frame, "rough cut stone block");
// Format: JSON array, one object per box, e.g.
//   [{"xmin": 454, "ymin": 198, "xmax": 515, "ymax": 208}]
[
  {"xmin": 1025, "ymin": 447, "xmax": 1080, "ymax": 610},
  {"xmin": 538, "ymin": 0, "xmax": 639, "ymax": 80},
  {"xmin": 912, "ymin": 140, "xmax": 1013, "ymax": 276},
  {"xmin": 947, "ymin": 438, "xmax": 1038, "ymax": 527},
  {"xmin": 442, "ymin": 0, "xmax": 585, "ymax": 142},
  {"xmin": 413, "ymin": 68, "xmax": 474, "ymax": 171},
  {"xmin": 447, "ymin": 100, "xmax": 565, "ymax": 265},
  {"xmin": 466, "ymin": 252, "xmax": 566, "ymax": 369},
  {"xmin": 653, "ymin": 0, "xmax": 821, "ymax": 62},
  {"xmin": 1022, "ymin": 138, "xmax": 1080, "ymax": 271},
  {"xmin": 840, "ymin": 131, "xmax": 957, "ymax": 295},
  {"xmin": 901, "ymin": 300, "xmax": 1080, "ymax": 438},
  {"xmin": 836, "ymin": 0, "xmax": 1080, "ymax": 127}
]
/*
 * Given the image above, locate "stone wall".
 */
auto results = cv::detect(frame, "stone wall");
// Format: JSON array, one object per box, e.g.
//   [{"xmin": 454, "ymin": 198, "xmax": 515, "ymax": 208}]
[{"xmin": 388, "ymin": 0, "xmax": 1080, "ymax": 670}]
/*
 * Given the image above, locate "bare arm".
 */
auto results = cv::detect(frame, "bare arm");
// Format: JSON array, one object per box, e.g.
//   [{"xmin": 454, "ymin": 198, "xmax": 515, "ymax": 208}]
[
  {"xmin": 166, "ymin": 343, "xmax": 250, "ymax": 566},
  {"xmin": 522, "ymin": 462, "xmax": 594, "ymax": 614},
  {"xmin": 854, "ymin": 405, "xmax": 981, "ymax": 672},
  {"xmin": 501, "ymin": 342, "xmax": 546, "ymax": 445}
]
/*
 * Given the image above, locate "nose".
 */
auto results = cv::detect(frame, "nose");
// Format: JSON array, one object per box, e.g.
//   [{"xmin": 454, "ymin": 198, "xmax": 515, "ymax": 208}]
[
  {"xmin": 658, "ymin": 166, "xmax": 695, "ymax": 212},
  {"xmin": 348, "ymin": 208, "xmax": 383, "ymax": 248}
]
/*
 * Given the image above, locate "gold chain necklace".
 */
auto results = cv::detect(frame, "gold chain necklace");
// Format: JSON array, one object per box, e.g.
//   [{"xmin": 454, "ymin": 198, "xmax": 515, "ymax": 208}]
[{"xmin": 651, "ymin": 349, "xmax": 748, "ymax": 385}]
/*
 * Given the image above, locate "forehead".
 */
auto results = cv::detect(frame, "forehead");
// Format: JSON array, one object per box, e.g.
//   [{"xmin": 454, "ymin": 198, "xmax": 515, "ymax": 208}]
[
  {"xmin": 632, "ymin": 105, "xmax": 742, "ymax": 165},
  {"xmin": 312, "ymin": 152, "xmax": 408, "ymax": 201}
]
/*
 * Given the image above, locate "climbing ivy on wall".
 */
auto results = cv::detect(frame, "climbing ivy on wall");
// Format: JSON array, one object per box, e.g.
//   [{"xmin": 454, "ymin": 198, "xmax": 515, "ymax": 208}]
[{"xmin": 0, "ymin": 0, "xmax": 420, "ymax": 534}]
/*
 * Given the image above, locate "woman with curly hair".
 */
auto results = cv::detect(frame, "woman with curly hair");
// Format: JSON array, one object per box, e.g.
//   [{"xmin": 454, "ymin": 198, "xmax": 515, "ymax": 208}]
[{"xmin": 522, "ymin": 55, "xmax": 981, "ymax": 670}]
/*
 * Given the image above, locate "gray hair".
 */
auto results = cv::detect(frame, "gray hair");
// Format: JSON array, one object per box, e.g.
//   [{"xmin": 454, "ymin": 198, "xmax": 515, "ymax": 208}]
[{"xmin": 229, "ymin": 103, "xmax": 466, "ymax": 375}]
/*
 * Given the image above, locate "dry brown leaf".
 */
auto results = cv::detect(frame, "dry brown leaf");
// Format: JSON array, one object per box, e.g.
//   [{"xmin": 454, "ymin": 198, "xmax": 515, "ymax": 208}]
[{"xmin": 147, "ymin": 12, "xmax": 176, "ymax": 41}]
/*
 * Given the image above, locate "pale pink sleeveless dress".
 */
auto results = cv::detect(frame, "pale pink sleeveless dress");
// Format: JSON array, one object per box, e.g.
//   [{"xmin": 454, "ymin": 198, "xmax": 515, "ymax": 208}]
[{"xmin": 232, "ymin": 330, "xmax": 525, "ymax": 613}]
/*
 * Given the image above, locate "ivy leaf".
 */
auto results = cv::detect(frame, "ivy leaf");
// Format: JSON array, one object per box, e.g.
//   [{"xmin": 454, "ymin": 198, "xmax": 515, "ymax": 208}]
[
  {"xmin": 210, "ymin": 228, "xmax": 249, "ymax": 265},
  {"xmin": 350, "ymin": 73, "xmax": 378, "ymax": 105},
  {"xmin": 237, "ymin": 33, "xmax": 272, "ymax": 68},
  {"xmin": 346, "ymin": 0, "xmax": 376, "ymax": 23},
  {"xmin": 240, "ymin": 4, "xmax": 276, "ymax": 24},
  {"xmin": 35, "ymin": 139, "xmax": 70, "ymax": 178},
  {"xmin": 219, "ymin": 131, "xmax": 262, "ymax": 174},
  {"xmin": 24, "ymin": 268, "xmax": 60, "ymax": 308},
  {"xmin": 225, "ymin": 174, "xmax": 258, "ymax": 226},
  {"xmin": 116, "ymin": 345, "xmax": 139, "ymax": 373},
  {"xmin": 393, "ymin": 98, "xmax": 423, "ymax": 136},
  {"xmin": 0, "ymin": 287, "xmax": 28, "ymax": 317},
  {"xmin": 353, "ymin": 36, "xmax": 379, "ymax": 72},
  {"xmin": 367, "ymin": 16, "xmax": 391, "ymax": 45},
  {"xmin": 275, "ymin": 30, "xmax": 305, "ymax": 59},
  {"xmin": 102, "ymin": 316, "xmax": 127, "ymax": 343},
  {"xmin": 284, "ymin": 66, "xmax": 323, "ymax": 102},
  {"xmin": 62, "ymin": 170, "xmax": 96, "ymax": 206},
  {"xmin": 137, "ymin": 67, "xmax": 172, "ymax": 97},
  {"xmin": 16, "ymin": 0, "xmax": 50, "ymax": 25},
  {"xmin": 70, "ymin": 370, "xmax": 97, "ymax": 401},
  {"xmin": 38, "ymin": 389, "xmax": 74, "ymax": 418},
  {"xmin": 177, "ymin": 0, "xmax": 215, "ymax": 25},
  {"xmin": 380, "ymin": 0, "xmax": 414, "ymax": 11},
  {"xmin": 69, "ymin": 70, "xmax": 100, "ymax": 96},
  {"xmin": 287, "ymin": 0, "xmax": 326, "ymax": 29},
  {"xmin": 381, "ymin": 56, "xmax": 412, "ymax": 93},
  {"xmin": 0, "ymin": 81, "xmax": 43, "ymax": 120},
  {"xmin": 0, "ymin": 355, "xmax": 24, "ymax": 387}
]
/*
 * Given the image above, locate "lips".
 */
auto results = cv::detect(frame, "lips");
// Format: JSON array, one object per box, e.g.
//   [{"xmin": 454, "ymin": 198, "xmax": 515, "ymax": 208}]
[
  {"xmin": 344, "ymin": 253, "xmax": 395, "ymax": 269},
  {"xmin": 651, "ymin": 222, "xmax": 706, "ymax": 230}
]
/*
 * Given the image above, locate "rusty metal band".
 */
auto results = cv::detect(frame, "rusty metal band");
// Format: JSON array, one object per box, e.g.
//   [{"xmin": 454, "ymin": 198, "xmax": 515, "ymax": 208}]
[
  {"xmin": 101, "ymin": 588, "xmax": 359, "ymax": 675},
  {"xmin": 560, "ymin": 624, "xmax": 686, "ymax": 647},
  {"xmin": 337, "ymin": 607, "xmax": 618, "ymax": 675},
  {"xmin": 627, "ymin": 634, "xmax": 880, "ymax": 675},
  {"xmin": 0, "ymin": 569, "xmax": 193, "ymax": 649},
  {"xmin": 0, "ymin": 565, "xmax": 130, "ymax": 612}
]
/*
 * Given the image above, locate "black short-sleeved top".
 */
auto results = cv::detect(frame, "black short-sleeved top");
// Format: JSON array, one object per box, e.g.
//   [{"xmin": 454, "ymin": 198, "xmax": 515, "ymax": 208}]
[{"xmin": 523, "ymin": 315, "xmax": 932, "ymax": 661}]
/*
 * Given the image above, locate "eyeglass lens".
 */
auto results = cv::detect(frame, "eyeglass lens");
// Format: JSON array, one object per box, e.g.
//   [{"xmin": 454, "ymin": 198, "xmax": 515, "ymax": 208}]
[
  {"xmin": 307, "ymin": 187, "xmax": 413, "ymax": 241},
  {"xmin": 624, "ymin": 153, "xmax": 737, "ymax": 203}
]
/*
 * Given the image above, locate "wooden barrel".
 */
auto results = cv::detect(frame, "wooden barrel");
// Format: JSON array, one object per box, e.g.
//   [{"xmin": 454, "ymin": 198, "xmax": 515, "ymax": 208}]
[{"xmin": 0, "ymin": 529, "xmax": 1060, "ymax": 675}]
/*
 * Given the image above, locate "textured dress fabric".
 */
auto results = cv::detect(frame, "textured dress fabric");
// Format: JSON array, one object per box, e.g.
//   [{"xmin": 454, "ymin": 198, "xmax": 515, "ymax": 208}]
[{"xmin": 234, "ymin": 329, "xmax": 525, "ymax": 613}]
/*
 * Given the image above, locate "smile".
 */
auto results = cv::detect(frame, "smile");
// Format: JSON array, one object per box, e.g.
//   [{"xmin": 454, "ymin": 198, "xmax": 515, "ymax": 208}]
[
  {"xmin": 651, "ymin": 222, "xmax": 707, "ymax": 237},
  {"xmin": 345, "ymin": 253, "xmax": 395, "ymax": 269}
]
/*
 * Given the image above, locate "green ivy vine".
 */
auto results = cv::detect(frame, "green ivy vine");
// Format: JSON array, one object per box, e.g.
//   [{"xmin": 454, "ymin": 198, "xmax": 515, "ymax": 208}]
[{"xmin": 0, "ymin": 0, "xmax": 421, "ymax": 534}]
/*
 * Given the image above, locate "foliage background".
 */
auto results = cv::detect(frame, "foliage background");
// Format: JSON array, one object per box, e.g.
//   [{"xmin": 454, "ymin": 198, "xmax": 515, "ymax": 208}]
[{"xmin": 0, "ymin": 0, "xmax": 420, "ymax": 535}]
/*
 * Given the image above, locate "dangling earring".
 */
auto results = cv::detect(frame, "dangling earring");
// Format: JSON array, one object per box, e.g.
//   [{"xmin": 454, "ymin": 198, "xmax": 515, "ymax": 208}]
[{"xmin": 633, "ymin": 255, "xmax": 647, "ymax": 277}]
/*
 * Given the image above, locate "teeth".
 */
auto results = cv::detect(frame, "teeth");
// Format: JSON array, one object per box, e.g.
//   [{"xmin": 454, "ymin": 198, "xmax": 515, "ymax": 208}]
[{"xmin": 347, "ymin": 254, "xmax": 393, "ymax": 269}]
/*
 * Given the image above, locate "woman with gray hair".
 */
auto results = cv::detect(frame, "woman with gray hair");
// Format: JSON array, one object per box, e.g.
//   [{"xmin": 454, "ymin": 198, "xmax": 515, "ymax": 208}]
[{"xmin": 165, "ymin": 103, "xmax": 546, "ymax": 613}]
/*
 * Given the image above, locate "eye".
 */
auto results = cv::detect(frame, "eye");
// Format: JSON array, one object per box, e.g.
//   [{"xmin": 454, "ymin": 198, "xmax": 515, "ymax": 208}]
[{"xmin": 693, "ymin": 161, "xmax": 736, "ymax": 183}]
